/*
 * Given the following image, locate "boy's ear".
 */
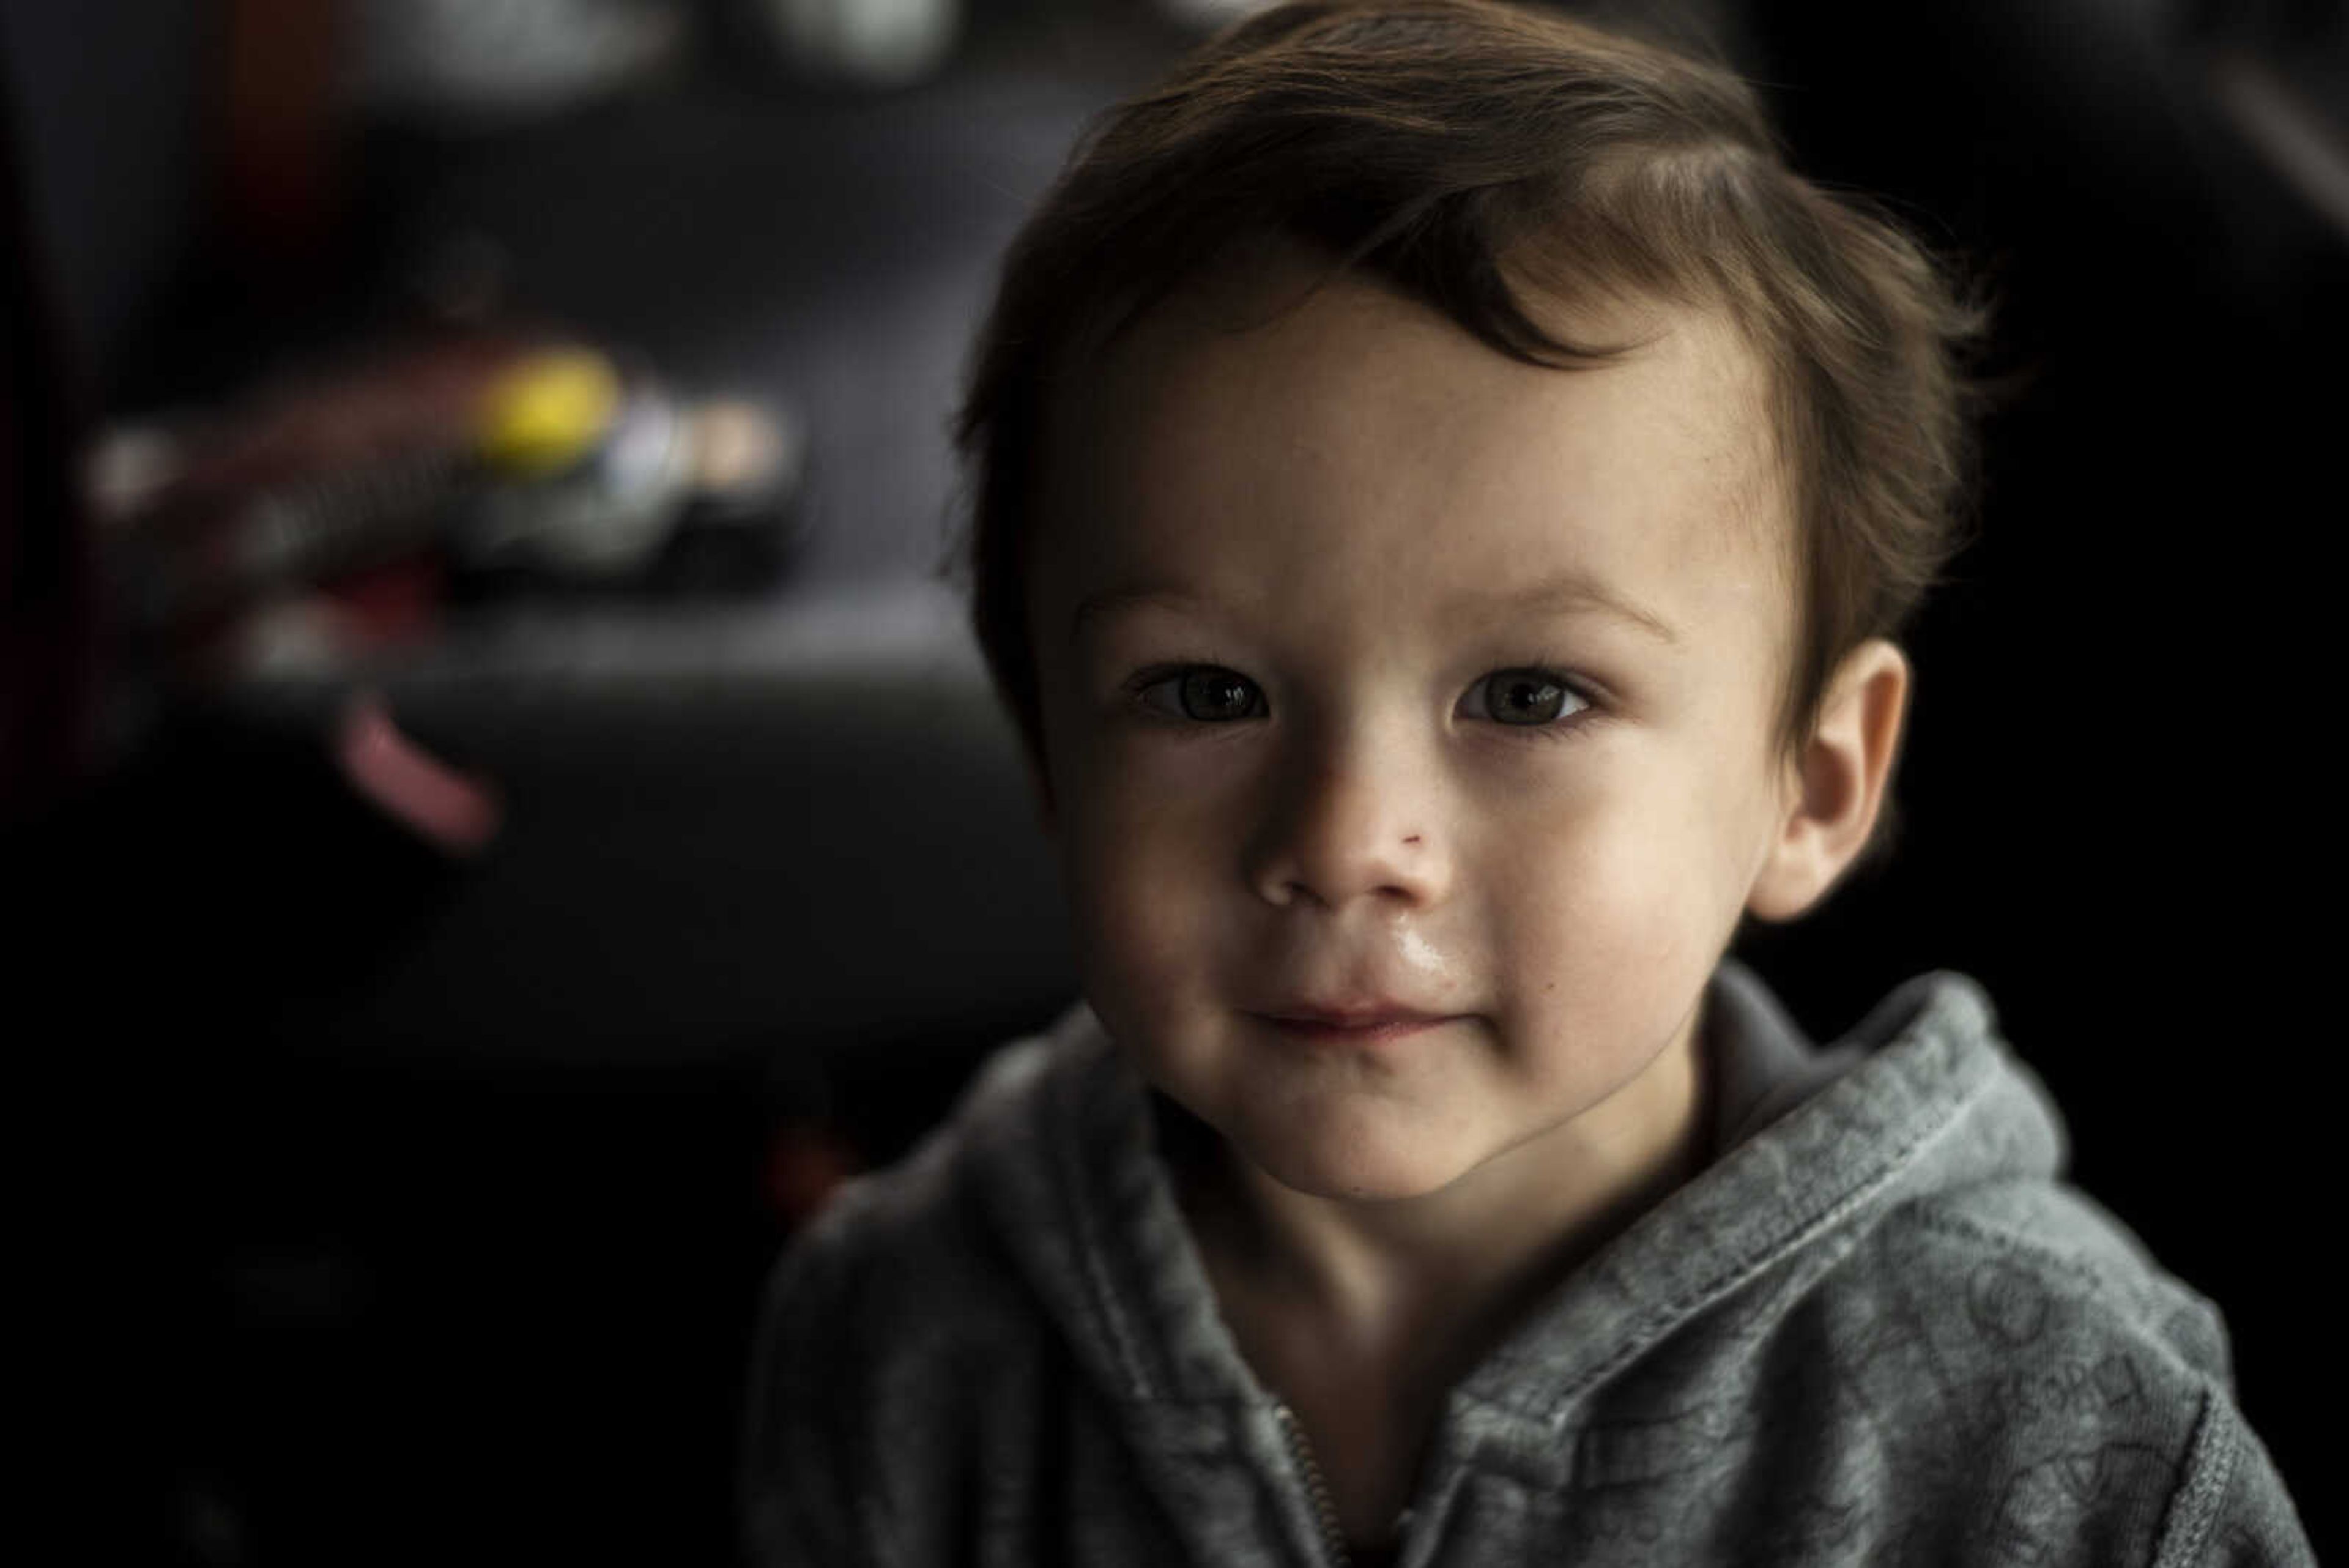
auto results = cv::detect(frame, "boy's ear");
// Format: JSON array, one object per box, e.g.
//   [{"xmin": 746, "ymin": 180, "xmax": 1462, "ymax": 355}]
[{"xmin": 1746, "ymin": 638, "xmax": 1910, "ymax": 923}]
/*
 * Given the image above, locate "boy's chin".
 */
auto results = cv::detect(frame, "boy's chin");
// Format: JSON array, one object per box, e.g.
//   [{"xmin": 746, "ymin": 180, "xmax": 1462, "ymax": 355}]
[{"xmin": 1225, "ymin": 1114, "xmax": 1490, "ymax": 1206}]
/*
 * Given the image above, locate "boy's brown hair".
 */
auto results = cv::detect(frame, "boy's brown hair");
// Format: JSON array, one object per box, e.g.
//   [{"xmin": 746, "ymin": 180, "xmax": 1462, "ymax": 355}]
[{"xmin": 951, "ymin": 0, "xmax": 1986, "ymax": 864}]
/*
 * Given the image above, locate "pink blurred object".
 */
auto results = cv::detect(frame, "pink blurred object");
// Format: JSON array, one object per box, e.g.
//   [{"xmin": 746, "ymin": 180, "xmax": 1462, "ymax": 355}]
[{"xmin": 332, "ymin": 690, "xmax": 502, "ymax": 856}]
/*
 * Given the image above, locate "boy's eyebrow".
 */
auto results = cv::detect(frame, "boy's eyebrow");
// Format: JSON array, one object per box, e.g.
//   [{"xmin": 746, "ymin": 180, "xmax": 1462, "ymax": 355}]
[
  {"xmin": 1450, "ymin": 571, "xmax": 1682, "ymax": 646},
  {"xmin": 1069, "ymin": 572, "xmax": 1679, "ymax": 647},
  {"xmin": 1068, "ymin": 584, "xmax": 1222, "ymax": 646}
]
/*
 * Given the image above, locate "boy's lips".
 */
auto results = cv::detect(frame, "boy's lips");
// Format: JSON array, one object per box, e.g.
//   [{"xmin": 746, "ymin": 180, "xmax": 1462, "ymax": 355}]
[{"xmin": 1250, "ymin": 1002, "xmax": 1461, "ymax": 1042}]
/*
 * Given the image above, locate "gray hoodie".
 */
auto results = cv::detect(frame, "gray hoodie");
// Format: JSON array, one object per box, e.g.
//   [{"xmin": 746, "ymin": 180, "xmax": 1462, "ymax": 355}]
[{"xmin": 742, "ymin": 959, "xmax": 2314, "ymax": 1566}]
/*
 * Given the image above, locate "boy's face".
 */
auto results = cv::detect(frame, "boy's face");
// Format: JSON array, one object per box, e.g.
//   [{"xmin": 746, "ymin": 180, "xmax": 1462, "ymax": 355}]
[{"xmin": 1027, "ymin": 259, "xmax": 1802, "ymax": 1205}]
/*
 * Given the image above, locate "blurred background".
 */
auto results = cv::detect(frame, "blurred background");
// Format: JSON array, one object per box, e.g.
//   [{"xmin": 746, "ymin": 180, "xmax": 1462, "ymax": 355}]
[{"xmin": 4, "ymin": 0, "xmax": 2341, "ymax": 1562}]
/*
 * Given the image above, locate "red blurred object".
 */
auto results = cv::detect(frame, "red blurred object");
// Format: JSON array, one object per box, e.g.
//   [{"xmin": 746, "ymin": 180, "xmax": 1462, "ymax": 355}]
[
  {"xmin": 320, "ymin": 552, "xmax": 447, "ymax": 648},
  {"xmin": 764, "ymin": 1120, "xmax": 864, "ymax": 1230}
]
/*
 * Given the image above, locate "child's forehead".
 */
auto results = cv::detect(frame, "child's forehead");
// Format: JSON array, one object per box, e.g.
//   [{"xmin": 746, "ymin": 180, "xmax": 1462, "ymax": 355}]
[{"xmin": 1035, "ymin": 250, "xmax": 1791, "ymax": 614}]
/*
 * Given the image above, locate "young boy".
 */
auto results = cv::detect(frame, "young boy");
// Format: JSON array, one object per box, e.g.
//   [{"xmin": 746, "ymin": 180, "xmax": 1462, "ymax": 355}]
[{"xmin": 743, "ymin": 2, "xmax": 2315, "ymax": 1562}]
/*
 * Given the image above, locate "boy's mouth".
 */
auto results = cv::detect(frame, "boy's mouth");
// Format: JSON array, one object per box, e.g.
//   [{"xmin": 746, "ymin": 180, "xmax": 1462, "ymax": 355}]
[{"xmin": 1252, "ymin": 1003, "xmax": 1457, "ymax": 1043}]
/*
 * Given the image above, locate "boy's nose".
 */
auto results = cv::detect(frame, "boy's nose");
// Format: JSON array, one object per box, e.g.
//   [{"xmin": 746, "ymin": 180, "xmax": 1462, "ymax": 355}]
[{"xmin": 1244, "ymin": 735, "xmax": 1452, "ymax": 913}]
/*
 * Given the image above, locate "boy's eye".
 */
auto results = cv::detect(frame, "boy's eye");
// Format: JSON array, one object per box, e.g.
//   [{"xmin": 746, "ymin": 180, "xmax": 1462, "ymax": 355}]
[
  {"xmin": 1463, "ymin": 668, "xmax": 1588, "ymax": 727},
  {"xmin": 1129, "ymin": 665, "xmax": 1591, "ymax": 729},
  {"xmin": 1135, "ymin": 666, "xmax": 1266, "ymax": 722}
]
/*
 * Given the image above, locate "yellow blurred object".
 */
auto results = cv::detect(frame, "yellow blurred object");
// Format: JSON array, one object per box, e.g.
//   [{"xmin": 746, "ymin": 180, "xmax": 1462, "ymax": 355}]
[{"xmin": 476, "ymin": 348, "xmax": 622, "ymax": 475}]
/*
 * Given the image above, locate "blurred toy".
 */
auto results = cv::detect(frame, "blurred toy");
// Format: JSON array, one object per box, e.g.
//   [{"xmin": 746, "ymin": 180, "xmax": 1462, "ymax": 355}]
[
  {"xmin": 88, "ymin": 335, "xmax": 806, "ymax": 679},
  {"xmin": 457, "ymin": 349, "xmax": 804, "ymax": 589}
]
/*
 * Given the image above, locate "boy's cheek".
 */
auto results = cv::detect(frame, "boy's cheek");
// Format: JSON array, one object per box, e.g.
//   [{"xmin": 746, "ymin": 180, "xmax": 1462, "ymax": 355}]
[
  {"xmin": 1059, "ymin": 808, "xmax": 1250, "ymax": 1015},
  {"xmin": 1063, "ymin": 875, "xmax": 1222, "ymax": 1061},
  {"xmin": 1062, "ymin": 813, "xmax": 1215, "ymax": 964},
  {"xmin": 1059, "ymin": 734, "xmax": 1245, "ymax": 846}
]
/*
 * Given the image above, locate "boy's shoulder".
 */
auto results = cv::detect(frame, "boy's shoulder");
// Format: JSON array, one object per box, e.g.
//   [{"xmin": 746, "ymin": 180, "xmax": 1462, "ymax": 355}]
[
  {"xmin": 1450, "ymin": 961, "xmax": 2313, "ymax": 1564},
  {"xmin": 1890, "ymin": 1170, "xmax": 2234, "ymax": 1386},
  {"xmin": 1727, "ymin": 1173, "xmax": 2298, "ymax": 1566},
  {"xmin": 1604, "ymin": 965, "xmax": 2304, "ymax": 1564},
  {"xmin": 1557, "ymin": 1176, "xmax": 2305, "ymax": 1566}
]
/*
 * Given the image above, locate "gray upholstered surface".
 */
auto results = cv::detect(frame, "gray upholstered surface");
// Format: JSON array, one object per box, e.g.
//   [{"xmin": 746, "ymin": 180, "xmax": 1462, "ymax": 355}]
[{"xmin": 219, "ymin": 581, "xmax": 1074, "ymax": 1071}]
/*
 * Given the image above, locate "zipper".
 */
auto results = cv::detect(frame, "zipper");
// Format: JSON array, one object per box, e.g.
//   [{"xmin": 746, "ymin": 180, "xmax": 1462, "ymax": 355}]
[{"xmin": 1273, "ymin": 1400, "xmax": 1353, "ymax": 1568}]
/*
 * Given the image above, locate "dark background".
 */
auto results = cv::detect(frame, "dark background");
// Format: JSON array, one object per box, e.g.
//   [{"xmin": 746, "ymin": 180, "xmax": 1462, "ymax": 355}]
[{"xmin": 6, "ymin": 0, "xmax": 2341, "ymax": 1561}]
